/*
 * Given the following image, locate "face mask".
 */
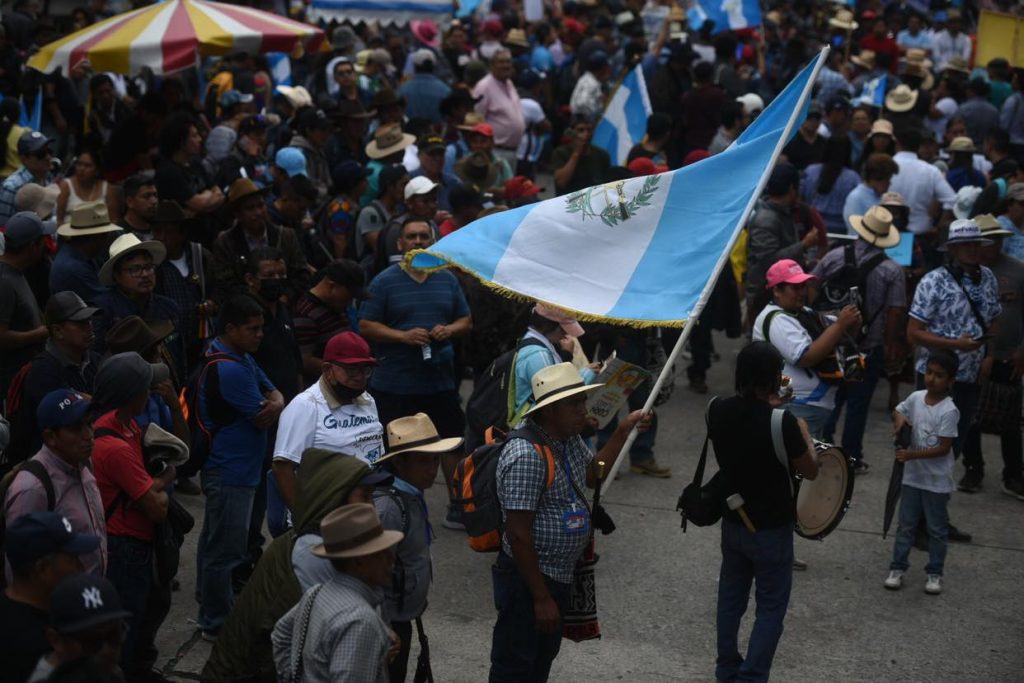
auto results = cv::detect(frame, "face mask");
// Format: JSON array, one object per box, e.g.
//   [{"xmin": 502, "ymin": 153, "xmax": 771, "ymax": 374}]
[
  {"xmin": 329, "ymin": 380, "xmax": 364, "ymax": 402},
  {"xmin": 259, "ymin": 278, "xmax": 288, "ymax": 301}
]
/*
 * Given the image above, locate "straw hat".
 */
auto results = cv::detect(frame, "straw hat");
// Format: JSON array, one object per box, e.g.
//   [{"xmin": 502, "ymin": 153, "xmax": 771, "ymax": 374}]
[
  {"xmin": 948, "ymin": 136, "xmax": 976, "ymax": 153},
  {"xmin": 902, "ymin": 49, "xmax": 935, "ymax": 89},
  {"xmin": 829, "ymin": 9, "xmax": 858, "ymax": 31},
  {"xmin": 275, "ymin": 85, "xmax": 313, "ymax": 109},
  {"xmin": 849, "ymin": 205, "xmax": 901, "ymax": 249},
  {"xmin": 311, "ymin": 503, "xmax": 404, "ymax": 559},
  {"xmin": 457, "ymin": 111, "xmax": 486, "ymax": 131},
  {"xmin": 524, "ymin": 362, "xmax": 603, "ymax": 416},
  {"xmin": 850, "ymin": 50, "xmax": 876, "ymax": 70},
  {"xmin": 944, "ymin": 56, "xmax": 971, "ymax": 75},
  {"xmin": 375, "ymin": 413, "xmax": 464, "ymax": 465},
  {"xmin": 939, "ymin": 219, "xmax": 992, "ymax": 251},
  {"xmin": 975, "ymin": 213, "xmax": 1013, "ymax": 237},
  {"xmin": 505, "ymin": 28, "xmax": 530, "ymax": 49},
  {"xmin": 455, "ymin": 150, "xmax": 498, "ymax": 190},
  {"xmin": 868, "ymin": 118, "xmax": 894, "ymax": 138},
  {"xmin": 57, "ymin": 201, "xmax": 121, "ymax": 238},
  {"xmin": 365, "ymin": 124, "xmax": 416, "ymax": 160},
  {"xmin": 99, "ymin": 233, "xmax": 166, "ymax": 286},
  {"xmin": 884, "ymin": 84, "xmax": 918, "ymax": 113}
]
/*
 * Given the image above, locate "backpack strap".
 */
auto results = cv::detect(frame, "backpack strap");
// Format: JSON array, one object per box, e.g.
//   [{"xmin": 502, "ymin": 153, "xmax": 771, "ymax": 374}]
[
  {"xmin": 18, "ymin": 460, "xmax": 55, "ymax": 511},
  {"xmin": 505, "ymin": 338, "xmax": 548, "ymax": 429},
  {"xmin": 770, "ymin": 409, "xmax": 794, "ymax": 498},
  {"xmin": 854, "ymin": 250, "xmax": 889, "ymax": 337},
  {"xmin": 291, "ymin": 583, "xmax": 325, "ymax": 683},
  {"xmin": 761, "ymin": 309, "xmax": 783, "ymax": 343}
]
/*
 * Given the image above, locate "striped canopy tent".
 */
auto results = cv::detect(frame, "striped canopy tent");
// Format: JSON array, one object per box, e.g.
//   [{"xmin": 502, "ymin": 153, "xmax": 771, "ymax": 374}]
[
  {"xmin": 308, "ymin": 0, "xmax": 453, "ymax": 26},
  {"xmin": 27, "ymin": 0, "xmax": 325, "ymax": 76}
]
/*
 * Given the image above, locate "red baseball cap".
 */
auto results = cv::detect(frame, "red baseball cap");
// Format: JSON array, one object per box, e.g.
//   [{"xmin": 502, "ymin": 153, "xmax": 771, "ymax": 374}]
[
  {"xmin": 505, "ymin": 176, "xmax": 544, "ymax": 201},
  {"xmin": 324, "ymin": 331, "xmax": 377, "ymax": 365},
  {"xmin": 765, "ymin": 259, "xmax": 817, "ymax": 289},
  {"xmin": 562, "ymin": 18, "xmax": 586, "ymax": 35},
  {"xmin": 682, "ymin": 149, "xmax": 711, "ymax": 167},
  {"xmin": 469, "ymin": 122, "xmax": 494, "ymax": 138},
  {"xmin": 626, "ymin": 157, "xmax": 668, "ymax": 177}
]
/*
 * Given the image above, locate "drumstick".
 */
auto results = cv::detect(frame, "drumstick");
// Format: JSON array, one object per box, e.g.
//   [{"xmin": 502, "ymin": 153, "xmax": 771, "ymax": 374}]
[{"xmin": 727, "ymin": 494, "xmax": 757, "ymax": 533}]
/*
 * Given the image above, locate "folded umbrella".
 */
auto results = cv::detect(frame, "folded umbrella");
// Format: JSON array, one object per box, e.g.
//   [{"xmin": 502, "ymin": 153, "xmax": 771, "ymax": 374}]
[{"xmin": 883, "ymin": 424, "xmax": 913, "ymax": 539}]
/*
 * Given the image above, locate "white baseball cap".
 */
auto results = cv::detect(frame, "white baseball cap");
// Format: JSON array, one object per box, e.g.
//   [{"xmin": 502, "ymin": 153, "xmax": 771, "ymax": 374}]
[{"xmin": 404, "ymin": 176, "xmax": 439, "ymax": 200}]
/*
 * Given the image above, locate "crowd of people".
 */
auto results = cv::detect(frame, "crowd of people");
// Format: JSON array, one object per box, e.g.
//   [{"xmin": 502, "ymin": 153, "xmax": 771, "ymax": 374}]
[{"xmin": 0, "ymin": 0, "xmax": 1022, "ymax": 681}]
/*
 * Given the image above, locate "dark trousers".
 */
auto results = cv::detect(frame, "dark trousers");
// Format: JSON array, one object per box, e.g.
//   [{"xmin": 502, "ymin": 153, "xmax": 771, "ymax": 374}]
[
  {"xmin": 489, "ymin": 552, "xmax": 570, "ymax": 683},
  {"xmin": 687, "ymin": 310, "xmax": 713, "ymax": 383},
  {"xmin": 106, "ymin": 535, "xmax": 154, "ymax": 673},
  {"xmin": 824, "ymin": 347, "xmax": 884, "ymax": 461},
  {"xmin": 716, "ymin": 521, "xmax": 793, "ymax": 683},
  {"xmin": 595, "ymin": 329, "xmax": 658, "ymax": 463},
  {"xmin": 389, "ymin": 620, "xmax": 413, "ymax": 682},
  {"xmin": 371, "ymin": 388, "xmax": 466, "ymax": 445},
  {"xmin": 962, "ymin": 361, "xmax": 1024, "ymax": 481}
]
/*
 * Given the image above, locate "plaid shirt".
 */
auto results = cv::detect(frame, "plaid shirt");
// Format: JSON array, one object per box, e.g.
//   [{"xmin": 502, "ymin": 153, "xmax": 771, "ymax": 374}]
[
  {"xmin": 815, "ymin": 67, "xmax": 852, "ymax": 106},
  {"xmin": 272, "ymin": 572, "xmax": 390, "ymax": 683},
  {"xmin": 497, "ymin": 420, "xmax": 592, "ymax": 584},
  {"xmin": 0, "ymin": 168, "xmax": 50, "ymax": 224}
]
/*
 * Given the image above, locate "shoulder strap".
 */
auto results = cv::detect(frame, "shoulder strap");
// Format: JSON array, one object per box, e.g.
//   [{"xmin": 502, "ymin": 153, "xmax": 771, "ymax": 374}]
[
  {"xmin": 690, "ymin": 397, "xmax": 718, "ymax": 486},
  {"xmin": 761, "ymin": 309, "xmax": 783, "ymax": 343},
  {"xmin": 376, "ymin": 487, "xmax": 410, "ymax": 535},
  {"xmin": 943, "ymin": 265, "xmax": 988, "ymax": 334},
  {"xmin": 292, "ymin": 583, "xmax": 325, "ymax": 683},
  {"xmin": 505, "ymin": 338, "xmax": 548, "ymax": 428},
  {"xmin": 770, "ymin": 409, "xmax": 794, "ymax": 497},
  {"xmin": 19, "ymin": 460, "xmax": 55, "ymax": 511}
]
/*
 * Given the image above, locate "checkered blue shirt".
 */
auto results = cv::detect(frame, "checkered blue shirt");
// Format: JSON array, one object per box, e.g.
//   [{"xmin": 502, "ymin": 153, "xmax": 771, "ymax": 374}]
[
  {"xmin": 497, "ymin": 420, "xmax": 592, "ymax": 584},
  {"xmin": 815, "ymin": 67, "xmax": 853, "ymax": 107}
]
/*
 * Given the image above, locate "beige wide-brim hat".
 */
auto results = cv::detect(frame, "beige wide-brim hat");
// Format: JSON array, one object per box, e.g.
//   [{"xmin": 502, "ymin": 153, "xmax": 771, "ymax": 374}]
[
  {"xmin": 505, "ymin": 28, "xmax": 530, "ymax": 49},
  {"xmin": 276, "ymin": 85, "xmax": 313, "ymax": 109},
  {"xmin": 98, "ymin": 233, "xmax": 166, "ymax": 286},
  {"xmin": 375, "ymin": 413, "xmax": 464, "ymax": 464},
  {"xmin": 975, "ymin": 214, "xmax": 1013, "ymax": 237},
  {"xmin": 524, "ymin": 362, "xmax": 603, "ymax": 416},
  {"xmin": 57, "ymin": 201, "xmax": 121, "ymax": 238},
  {"xmin": 365, "ymin": 124, "xmax": 416, "ymax": 160},
  {"xmin": 849, "ymin": 205, "xmax": 901, "ymax": 249},
  {"xmin": 885, "ymin": 84, "xmax": 918, "ymax": 113},
  {"xmin": 948, "ymin": 136, "xmax": 976, "ymax": 153},
  {"xmin": 457, "ymin": 111, "xmax": 486, "ymax": 131},
  {"xmin": 311, "ymin": 503, "xmax": 404, "ymax": 559},
  {"xmin": 829, "ymin": 10, "xmax": 858, "ymax": 31},
  {"xmin": 16, "ymin": 183, "xmax": 59, "ymax": 220},
  {"xmin": 143, "ymin": 423, "xmax": 189, "ymax": 467},
  {"xmin": 868, "ymin": 118, "xmax": 894, "ymax": 138},
  {"xmin": 850, "ymin": 50, "xmax": 875, "ymax": 70}
]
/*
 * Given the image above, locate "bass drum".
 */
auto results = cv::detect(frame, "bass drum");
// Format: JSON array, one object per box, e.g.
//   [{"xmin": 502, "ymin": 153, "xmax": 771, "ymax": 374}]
[{"xmin": 794, "ymin": 441, "xmax": 855, "ymax": 540}]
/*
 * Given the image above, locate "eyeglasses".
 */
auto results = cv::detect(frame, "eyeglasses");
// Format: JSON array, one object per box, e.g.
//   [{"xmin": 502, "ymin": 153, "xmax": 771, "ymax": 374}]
[
  {"xmin": 120, "ymin": 263, "xmax": 156, "ymax": 277},
  {"xmin": 331, "ymin": 363, "xmax": 374, "ymax": 378}
]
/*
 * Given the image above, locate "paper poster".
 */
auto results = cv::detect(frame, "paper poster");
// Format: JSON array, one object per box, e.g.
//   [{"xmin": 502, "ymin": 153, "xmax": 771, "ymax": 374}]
[
  {"xmin": 586, "ymin": 357, "xmax": 652, "ymax": 428},
  {"xmin": 885, "ymin": 233, "xmax": 914, "ymax": 267},
  {"xmin": 524, "ymin": 0, "xmax": 543, "ymax": 22}
]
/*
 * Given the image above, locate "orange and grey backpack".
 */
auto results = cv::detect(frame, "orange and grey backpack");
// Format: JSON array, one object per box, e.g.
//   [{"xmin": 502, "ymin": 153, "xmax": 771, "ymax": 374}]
[{"xmin": 451, "ymin": 424, "xmax": 555, "ymax": 552}]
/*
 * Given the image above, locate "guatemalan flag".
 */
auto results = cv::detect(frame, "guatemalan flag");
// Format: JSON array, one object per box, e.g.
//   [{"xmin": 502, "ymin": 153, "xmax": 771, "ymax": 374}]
[
  {"xmin": 409, "ymin": 51, "xmax": 825, "ymax": 326},
  {"xmin": 691, "ymin": 0, "xmax": 762, "ymax": 34},
  {"xmin": 858, "ymin": 74, "xmax": 887, "ymax": 108},
  {"xmin": 267, "ymin": 52, "xmax": 292, "ymax": 87},
  {"xmin": 592, "ymin": 66, "xmax": 651, "ymax": 167}
]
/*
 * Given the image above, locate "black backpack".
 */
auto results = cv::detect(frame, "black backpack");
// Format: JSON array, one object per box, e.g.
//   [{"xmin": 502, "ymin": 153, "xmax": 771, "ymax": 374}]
[
  {"xmin": 814, "ymin": 243, "xmax": 887, "ymax": 337},
  {"xmin": 0, "ymin": 459, "xmax": 55, "ymax": 588},
  {"xmin": 464, "ymin": 338, "xmax": 546, "ymax": 445}
]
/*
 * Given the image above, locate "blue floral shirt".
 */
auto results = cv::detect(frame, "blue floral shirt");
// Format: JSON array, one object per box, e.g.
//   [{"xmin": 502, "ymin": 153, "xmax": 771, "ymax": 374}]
[{"xmin": 910, "ymin": 265, "xmax": 1001, "ymax": 383}]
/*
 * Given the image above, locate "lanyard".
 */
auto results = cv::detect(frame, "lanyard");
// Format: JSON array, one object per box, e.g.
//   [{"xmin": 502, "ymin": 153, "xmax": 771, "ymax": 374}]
[{"xmin": 392, "ymin": 477, "xmax": 434, "ymax": 545}]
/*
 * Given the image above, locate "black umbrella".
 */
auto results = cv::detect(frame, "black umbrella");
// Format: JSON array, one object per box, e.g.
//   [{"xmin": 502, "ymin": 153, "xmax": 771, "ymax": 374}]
[{"xmin": 883, "ymin": 424, "xmax": 913, "ymax": 539}]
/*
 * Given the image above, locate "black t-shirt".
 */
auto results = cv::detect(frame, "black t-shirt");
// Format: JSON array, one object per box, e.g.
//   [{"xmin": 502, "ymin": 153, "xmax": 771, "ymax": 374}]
[
  {"xmin": 708, "ymin": 396, "xmax": 806, "ymax": 530},
  {"xmin": 0, "ymin": 261, "xmax": 44, "ymax": 393},
  {"xmin": 782, "ymin": 134, "xmax": 825, "ymax": 171},
  {"xmin": 0, "ymin": 593, "xmax": 50, "ymax": 683}
]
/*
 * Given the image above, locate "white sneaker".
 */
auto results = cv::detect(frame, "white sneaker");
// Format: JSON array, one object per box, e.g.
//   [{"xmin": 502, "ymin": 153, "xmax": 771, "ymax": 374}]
[
  {"xmin": 884, "ymin": 570, "xmax": 904, "ymax": 590},
  {"xmin": 925, "ymin": 574, "xmax": 943, "ymax": 595}
]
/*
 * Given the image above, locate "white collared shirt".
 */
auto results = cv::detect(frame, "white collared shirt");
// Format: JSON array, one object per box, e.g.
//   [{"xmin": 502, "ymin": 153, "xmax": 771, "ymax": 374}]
[{"xmin": 890, "ymin": 151, "xmax": 957, "ymax": 235}]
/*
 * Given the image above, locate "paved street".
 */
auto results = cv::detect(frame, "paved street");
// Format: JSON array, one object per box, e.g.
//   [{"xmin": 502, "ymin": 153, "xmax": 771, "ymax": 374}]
[{"xmin": 157, "ymin": 331, "xmax": 1024, "ymax": 682}]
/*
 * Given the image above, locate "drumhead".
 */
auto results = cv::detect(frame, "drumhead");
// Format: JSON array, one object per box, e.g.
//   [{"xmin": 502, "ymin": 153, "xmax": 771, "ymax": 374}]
[{"xmin": 795, "ymin": 444, "xmax": 855, "ymax": 540}]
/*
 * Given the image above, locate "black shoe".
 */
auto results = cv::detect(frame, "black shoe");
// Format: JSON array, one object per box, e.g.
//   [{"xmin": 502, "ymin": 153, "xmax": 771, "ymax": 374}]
[
  {"xmin": 947, "ymin": 523, "xmax": 972, "ymax": 544},
  {"xmin": 688, "ymin": 378, "xmax": 708, "ymax": 394},
  {"xmin": 1002, "ymin": 478, "xmax": 1024, "ymax": 501},
  {"xmin": 852, "ymin": 460, "xmax": 870, "ymax": 475},
  {"xmin": 175, "ymin": 477, "xmax": 201, "ymax": 495},
  {"xmin": 958, "ymin": 470, "xmax": 983, "ymax": 493}
]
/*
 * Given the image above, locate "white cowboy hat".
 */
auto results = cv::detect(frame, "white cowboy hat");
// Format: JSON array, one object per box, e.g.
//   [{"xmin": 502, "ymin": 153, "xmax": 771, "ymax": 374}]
[
  {"xmin": 524, "ymin": 362, "xmax": 603, "ymax": 416},
  {"xmin": 365, "ymin": 123, "xmax": 416, "ymax": 160},
  {"xmin": 849, "ymin": 205, "xmax": 901, "ymax": 249},
  {"xmin": 98, "ymin": 233, "xmax": 166, "ymax": 286},
  {"xmin": 375, "ymin": 413, "xmax": 464, "ymax": 464},
  {"xmin": 57, "ymin": 201, "xmax": 121, "ymax": 238},
  {"xmin": 884, "ymin": 84, "xmax": 918, "ymax": 113}
]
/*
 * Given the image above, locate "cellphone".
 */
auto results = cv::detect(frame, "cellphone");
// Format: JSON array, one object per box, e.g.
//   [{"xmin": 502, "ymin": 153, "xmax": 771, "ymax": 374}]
[{"xmin": 973, "ymin": 334, "xmax": 994, "ymax": 342}]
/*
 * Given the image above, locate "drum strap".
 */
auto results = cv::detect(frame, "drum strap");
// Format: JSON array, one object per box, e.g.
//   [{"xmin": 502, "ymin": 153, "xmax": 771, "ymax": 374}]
[{"xmin": 770, "ymin": 409, "xmax": 794, "ymax": 497}]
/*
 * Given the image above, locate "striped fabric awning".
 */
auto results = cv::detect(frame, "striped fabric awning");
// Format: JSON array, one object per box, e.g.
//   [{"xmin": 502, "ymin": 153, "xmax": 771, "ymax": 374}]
[
  {"xmin": 27, "ymin": 0, "xmax": 325, "ymax": 76},
  {"xmin": 308, "ymin": 0, "xmax": 452, "ymax": 26}
]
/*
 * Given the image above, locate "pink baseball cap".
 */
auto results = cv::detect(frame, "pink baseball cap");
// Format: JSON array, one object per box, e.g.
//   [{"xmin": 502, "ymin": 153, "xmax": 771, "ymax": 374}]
[
  {"xmin": 765, "ymin": 259, "xmax": 816, "ymax": 289},
  {"xmin": 534, "ymin": 303, "xmax": 585, "ymax": 338}
]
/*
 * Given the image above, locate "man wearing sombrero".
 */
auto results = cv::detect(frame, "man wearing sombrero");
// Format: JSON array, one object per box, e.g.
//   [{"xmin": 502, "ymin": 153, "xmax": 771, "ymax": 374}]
[
  {"xmin": 490, "ymin": 362, "xmax": 649, "ymax": 681},
  {"xmin": 813, "ymin": 205, "xmax": 907, "ymax": 473}
]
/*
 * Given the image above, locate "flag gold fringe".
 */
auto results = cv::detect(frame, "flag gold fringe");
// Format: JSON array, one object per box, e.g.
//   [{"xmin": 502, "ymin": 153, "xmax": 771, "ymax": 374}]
[{"xmin": 403, "ymin": 249, "xmax": 689, "ymax": 329}]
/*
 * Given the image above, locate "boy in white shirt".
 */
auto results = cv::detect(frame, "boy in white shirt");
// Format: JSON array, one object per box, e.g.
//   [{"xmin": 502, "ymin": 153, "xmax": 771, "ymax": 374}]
[{"xmin": 885, "ymin": 349, "xmax": 960, "ymax": 595}]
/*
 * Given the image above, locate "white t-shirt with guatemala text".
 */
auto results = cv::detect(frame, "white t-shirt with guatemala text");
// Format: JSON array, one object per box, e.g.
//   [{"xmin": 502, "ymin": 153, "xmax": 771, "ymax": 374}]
[
  {"xmin": 753, "ymin": 304, "xmax": 838, "ymax": 410},
  {"xmin": 273, "ymin": 378, "xmax": 384, "ymax": 466}
]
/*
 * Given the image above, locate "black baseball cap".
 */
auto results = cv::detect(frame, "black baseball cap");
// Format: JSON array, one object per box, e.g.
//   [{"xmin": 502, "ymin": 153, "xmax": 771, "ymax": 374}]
[
  {"xmin": 322, "ymin": 259, "xmax": 367, "ymax": 299},
  {"xmin": 44, "ymin": 291, "xmax": 101, "ymax": 326},
  {"xmin": 5, "ymin": 511, "xmax": 101, "ymax": 570},
  {"xmin": 417, "ymin": 134, "xmax": 446, "ymax": 153},
  {"xmin": 50, "ymin": 573, "xmax": 132, "ymax": 634},
  {"xmin": 332, "ymin": 160, "xmax": 372, "ymax": 193},
  {"xmin": 17, "ymin": 130, "xmax": 52, "ymax": 155}
]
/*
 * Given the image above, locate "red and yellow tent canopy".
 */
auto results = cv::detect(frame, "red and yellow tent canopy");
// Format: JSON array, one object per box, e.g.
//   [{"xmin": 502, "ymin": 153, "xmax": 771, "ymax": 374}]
[{"xmin": 28, "ymin": 0, "xmax": 324, "ymax": 75}]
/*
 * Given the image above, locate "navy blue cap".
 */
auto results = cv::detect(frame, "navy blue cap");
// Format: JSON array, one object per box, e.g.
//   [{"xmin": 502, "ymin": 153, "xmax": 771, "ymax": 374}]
[
  {"xmin": 4, "ymin": 211, "xmax": 56, "ymax": 249},
  {"xmin": 586, "ymin": 50, "xmax": 610, "ymax": 71},
  {"xmin": 332, "ymin": 161, "xmax": 372, "ymax": 193},
  {"xmin": 50, "ymin": 573, "xmax": 132, "ymax": 634},
  {"xmin": 6, "ymin": 511, "xmax": 101, "ymax": 569},
  {"xmin": 37, "ymin": 389, "xmax": 93, "ymax": 430}
]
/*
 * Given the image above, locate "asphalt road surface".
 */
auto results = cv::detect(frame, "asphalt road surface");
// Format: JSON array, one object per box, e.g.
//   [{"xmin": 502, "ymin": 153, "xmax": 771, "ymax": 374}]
[{"xmin": 157, "ymin": 331, "xmax": 1024, "ymax": 682}]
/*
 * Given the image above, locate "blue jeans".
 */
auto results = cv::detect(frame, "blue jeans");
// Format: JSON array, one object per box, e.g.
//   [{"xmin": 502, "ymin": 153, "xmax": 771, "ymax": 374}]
[
  {"xmin": 785, "ymin": 403, "xmax": 831, "ymax": 440},
  {"xmin": 824, "ymin": 348, "xmax": 883, "ymax": 461},
  {"xmin": 106, "ymin": 535, "xmax": 153, "ymax": 669},
  {"xmin": 890, "ymin": 484, "xmax": 949, "ymax": 576},
  {"xmin": 489, "ymin": 553, "xmax": 570, "ymax": 683},
  {"xmin": 196, "ymin": 469, "xmax": 255, "ymax": 631},
  {"xmin": 716, "ymin": 521, "xmax": 794, "ymax": 683}
]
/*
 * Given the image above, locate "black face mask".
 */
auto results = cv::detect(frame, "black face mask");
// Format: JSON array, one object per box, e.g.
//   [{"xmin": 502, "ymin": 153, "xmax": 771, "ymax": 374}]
[
  {"xmin": 259, "ymin": 278, "xmax": 288, "ymax": 301},
  {"xmin": 329, "ymin": 380, "xmax": 364, "ymax": 402}
]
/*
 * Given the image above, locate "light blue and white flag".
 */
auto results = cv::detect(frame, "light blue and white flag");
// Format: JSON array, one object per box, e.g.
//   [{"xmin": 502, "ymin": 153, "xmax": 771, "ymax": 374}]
[
  {"xmin": 693, "ymin": 0, "xmax": 762, "ymax": 34},
  {"xmin": 409, "ymin": 52, "xmax": 824, "ymax": 326},
  {"xmin": 267, "ymin": 52, "xmax": 292, "ymax": 87},
  {"xmin": 592, "ymin": 66, "xmax": 651, "ymax": 166},
  {"xmin": 857, "ymin": 74, "xmax": 887, "ymax": 108}
]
